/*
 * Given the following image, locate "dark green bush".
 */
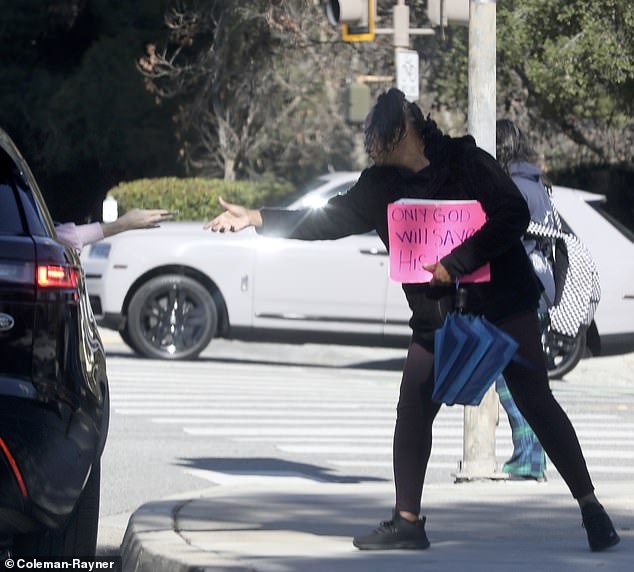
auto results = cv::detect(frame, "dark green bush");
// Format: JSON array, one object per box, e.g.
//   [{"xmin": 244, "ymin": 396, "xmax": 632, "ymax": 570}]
[{"xmin": 107, "ymin": 176, "xmax": 294, "ymax": 221}]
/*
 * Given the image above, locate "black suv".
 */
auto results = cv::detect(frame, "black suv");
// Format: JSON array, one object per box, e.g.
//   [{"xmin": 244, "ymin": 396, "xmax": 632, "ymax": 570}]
[{"xmin": 0, "ymin": 128, "xmax": 109, "ymax": 557}]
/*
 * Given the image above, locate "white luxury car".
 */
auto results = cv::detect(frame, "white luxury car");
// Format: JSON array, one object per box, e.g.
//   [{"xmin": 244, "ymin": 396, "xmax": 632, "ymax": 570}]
[{"xmin": 81, "ymin": 172, "xmax": 634, "ymax": 377}]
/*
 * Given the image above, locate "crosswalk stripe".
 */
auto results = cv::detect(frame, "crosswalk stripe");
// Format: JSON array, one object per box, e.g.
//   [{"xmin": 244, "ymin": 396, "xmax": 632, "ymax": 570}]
[
  {"xmin": 107, "ymin": 374, "xmax": 398, "ymax": 382},
  {"xmin": 114, "ymin": 408, "xmax": 401, "ymax": 416},
  {"xmin": 225, "ymin": 436, "xmax": 632, "ymax": 445},
  {"xmin": 181, "ymin": 426, "xmax": 633, "ymax": 441},
  {"xmin": 184, "ymin": 427, "xmax": 397, "ymax": 437},
  {"xmin": 113, "ymin": 395, "xmax": 396, "ymax": 409},
  {"xmin": 114, "ymin": 408, "xmax": 629, "ymax": 438},
  {"xmin": 147, "ymin": 414, "xmax": 615, "ymax": 424},
  {"xmin": 110, "ymin": 392, "xmax": 397, "ymax": 399},
  {"xmin": 328, "ymin": 460, "xmax": 634, "ymax": 475},
  {"xmin": 274, "ymin": 445, "xmax": 493, "ymax": 455},
  {"xmin": 331, "ymin": 460, "xmax": 460, "ymax": 468},
  {"xmin": 274, "ymin": 444, "xmax": 634, "ymax": 459},
  {"xmin": 188, "ymin": 431, "xmax": 470, "ymax": 440}
]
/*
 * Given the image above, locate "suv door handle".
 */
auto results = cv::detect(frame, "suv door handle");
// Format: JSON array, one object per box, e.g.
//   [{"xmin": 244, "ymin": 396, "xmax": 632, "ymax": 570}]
[{"xmin": 359, "ymin": 248, "xmax": 388, "ymax": 256}]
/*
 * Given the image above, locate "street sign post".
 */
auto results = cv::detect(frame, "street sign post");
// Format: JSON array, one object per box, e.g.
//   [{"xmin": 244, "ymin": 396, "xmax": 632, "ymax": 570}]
[{"xmin": 396, "ymin": 48, "xmax": 419, "ymax": 101}]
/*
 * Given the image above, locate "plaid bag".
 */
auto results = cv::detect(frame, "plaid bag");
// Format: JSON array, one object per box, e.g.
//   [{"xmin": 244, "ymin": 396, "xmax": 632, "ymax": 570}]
[{"xmin": 526, "ymin": 199, "xmax": 601, "ymax": 338}]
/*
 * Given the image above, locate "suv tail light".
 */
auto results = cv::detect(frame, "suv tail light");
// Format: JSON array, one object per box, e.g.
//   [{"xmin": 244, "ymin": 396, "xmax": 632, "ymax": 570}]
[{"xmin": 36, "ymin": 265, "xmax": 79, "ymax": 289}]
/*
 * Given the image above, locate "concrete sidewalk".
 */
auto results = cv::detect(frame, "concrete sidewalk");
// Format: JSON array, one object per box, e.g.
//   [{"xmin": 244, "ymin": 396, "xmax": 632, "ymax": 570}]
[{"xmin": 121, "ymin": 478, "xmax": 632, "ymax": 572}]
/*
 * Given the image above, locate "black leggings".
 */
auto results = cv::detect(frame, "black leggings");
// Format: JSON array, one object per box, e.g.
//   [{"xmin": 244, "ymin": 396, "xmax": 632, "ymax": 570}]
[{"xmin": 394, "ymin": 311, "xmax": 594, "ymax": 514}]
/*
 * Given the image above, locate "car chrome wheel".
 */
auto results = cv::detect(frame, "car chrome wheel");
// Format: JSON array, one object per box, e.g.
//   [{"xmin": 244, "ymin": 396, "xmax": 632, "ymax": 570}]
[
  {"xmin": 126, "ymin": 275, "xmax": 217, "ymax": 359},
  {"xmin": 543, "ymin": 327, "xmax": 586, "ymax": 380}
]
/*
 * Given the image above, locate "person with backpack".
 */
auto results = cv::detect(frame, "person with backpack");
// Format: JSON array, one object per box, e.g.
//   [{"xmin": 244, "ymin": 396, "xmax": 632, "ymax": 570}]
[
  {"xmin": 204, "ymin": 89, "xmax": 619, "ymax": 553},
  {"xmin": 493, "ymin": 119, "xmax": 557, "ymax": 482}
]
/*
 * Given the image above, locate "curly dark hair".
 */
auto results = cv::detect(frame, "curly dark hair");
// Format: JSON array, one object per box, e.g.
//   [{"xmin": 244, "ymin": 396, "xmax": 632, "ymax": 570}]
[{"xmin": 364, "ymin": 88, "xmax": 443, "ymax": 157}]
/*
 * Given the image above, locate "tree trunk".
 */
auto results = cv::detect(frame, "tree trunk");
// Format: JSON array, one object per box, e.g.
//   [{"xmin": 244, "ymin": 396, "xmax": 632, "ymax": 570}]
[{"xmin": 224, "ymin": 157, "xmax": 236, "ymax": 181}]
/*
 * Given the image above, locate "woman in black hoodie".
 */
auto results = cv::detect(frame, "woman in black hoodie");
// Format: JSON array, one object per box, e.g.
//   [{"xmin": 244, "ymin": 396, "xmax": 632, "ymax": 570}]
[{"xmin": 205, "ymin": 89, "xmax": 619, "ymax": 553}]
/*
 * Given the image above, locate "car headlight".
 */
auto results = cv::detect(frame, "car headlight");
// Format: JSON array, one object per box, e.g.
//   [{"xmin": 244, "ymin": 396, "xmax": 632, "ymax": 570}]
[{"xmin": 88, "ymin": 242, "xmax": 111, "ymax": 258}]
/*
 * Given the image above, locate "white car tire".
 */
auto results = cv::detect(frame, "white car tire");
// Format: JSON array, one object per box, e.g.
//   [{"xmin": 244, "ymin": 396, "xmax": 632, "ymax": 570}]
[{"xmin": 126, "ymin": 274, "xmax": 218, "ymax": 359}]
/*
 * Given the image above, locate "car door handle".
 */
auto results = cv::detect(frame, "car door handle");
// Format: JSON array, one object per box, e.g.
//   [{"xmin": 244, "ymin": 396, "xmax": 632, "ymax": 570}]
[{"xmin": 359, "ymin": 248, "xmax": 388, "ymax": 256}]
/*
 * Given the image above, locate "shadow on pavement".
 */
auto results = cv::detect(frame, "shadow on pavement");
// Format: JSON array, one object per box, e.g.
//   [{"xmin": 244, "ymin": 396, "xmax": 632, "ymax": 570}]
[{"xmin": 175, "ymin": 457, "xmax": 388, "ymax": 484}]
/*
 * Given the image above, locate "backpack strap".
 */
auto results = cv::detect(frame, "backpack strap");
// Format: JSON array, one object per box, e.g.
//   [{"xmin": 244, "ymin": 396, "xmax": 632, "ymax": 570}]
[{"xmin": 526, "ymin": 220, "xmax": 563, "ymax": 239}]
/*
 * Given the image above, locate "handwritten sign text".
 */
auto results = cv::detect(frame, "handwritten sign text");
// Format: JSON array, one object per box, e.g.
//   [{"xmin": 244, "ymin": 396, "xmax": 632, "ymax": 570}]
[{"xmin": 388, "ymin": 199, "xmax": 491, "ymax": 283}]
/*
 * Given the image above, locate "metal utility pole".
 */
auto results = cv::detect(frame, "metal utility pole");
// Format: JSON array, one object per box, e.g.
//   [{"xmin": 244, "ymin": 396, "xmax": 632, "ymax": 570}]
[
  {"xmin": 455, "ymin": 0, "xmax": 500, "ymax": 481},
  {"xmin": 467, "ymin": 0, "xmax": 497, "ymax": 156}
]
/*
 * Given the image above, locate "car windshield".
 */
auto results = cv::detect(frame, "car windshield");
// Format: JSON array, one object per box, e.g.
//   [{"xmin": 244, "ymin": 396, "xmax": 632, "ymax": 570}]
[{"xmin": 276, "ymin": 176, "xmax": 332, "ymax": 207}]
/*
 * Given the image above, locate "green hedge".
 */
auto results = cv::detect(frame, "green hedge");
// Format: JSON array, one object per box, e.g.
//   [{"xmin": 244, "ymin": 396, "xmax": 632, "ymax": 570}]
[{"xmin": 106, "ymin": 176, "xmax": 294, "ymax": 221}]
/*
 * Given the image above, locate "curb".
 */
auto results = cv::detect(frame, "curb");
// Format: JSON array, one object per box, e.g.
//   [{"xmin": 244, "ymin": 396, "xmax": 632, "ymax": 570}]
[{"xmin": 121, "ymin": 498, "xmax": 254, "ymax": 572}]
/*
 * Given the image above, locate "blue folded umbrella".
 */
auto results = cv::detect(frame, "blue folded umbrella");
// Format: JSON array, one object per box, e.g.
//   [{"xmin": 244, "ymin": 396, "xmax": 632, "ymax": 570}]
[{"xmin": 432, "ymin": 312, "xmax": 519, "ymax": 406}]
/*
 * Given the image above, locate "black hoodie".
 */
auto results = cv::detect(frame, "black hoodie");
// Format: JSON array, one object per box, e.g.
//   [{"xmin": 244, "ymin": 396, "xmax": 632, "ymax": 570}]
[{"xmin": 258, "ymin": 135, "xmax": 541, "ymax": 350}]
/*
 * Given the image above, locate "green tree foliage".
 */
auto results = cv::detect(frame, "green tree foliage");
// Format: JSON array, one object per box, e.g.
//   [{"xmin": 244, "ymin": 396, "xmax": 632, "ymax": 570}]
[
  {"xmin": 0, "ymin": 0, "xmax": 183, "ymax": 220},
  {"xmin": 428, "ymin": 0, "xmax": 634, "ymax": 169},
  {"xmin": 499, "ymin": 0, "xmax": 633, "ymax": 166}
]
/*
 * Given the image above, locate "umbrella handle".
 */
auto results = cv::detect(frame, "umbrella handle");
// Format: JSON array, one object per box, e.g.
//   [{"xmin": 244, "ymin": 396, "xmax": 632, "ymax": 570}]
[{"xmin": 455, "ymin": 286, "xmax": 468, "ymax": 313}]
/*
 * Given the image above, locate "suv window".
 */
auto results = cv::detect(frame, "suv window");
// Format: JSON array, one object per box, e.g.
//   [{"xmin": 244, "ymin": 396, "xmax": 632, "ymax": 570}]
[
  {"xmin": 1, "ymin": 148, "xmax": 48, "ymax": 236},
  {"xmin": 0, "ymin": 181, "xmax": 23, "ymax": 235},
  {"xmin": 14, "ymin": 174, "xmax": 47, "ymax": 236}
]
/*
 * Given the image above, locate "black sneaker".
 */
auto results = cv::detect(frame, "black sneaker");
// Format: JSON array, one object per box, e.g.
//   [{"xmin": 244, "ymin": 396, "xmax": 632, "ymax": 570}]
[
  {"xmin": 353, "ymin": 511, "xmax": 430, "ymax": 550},
  {"xmin": 581, "ymin": 503, "xmax": 620, "ymax": 552}
]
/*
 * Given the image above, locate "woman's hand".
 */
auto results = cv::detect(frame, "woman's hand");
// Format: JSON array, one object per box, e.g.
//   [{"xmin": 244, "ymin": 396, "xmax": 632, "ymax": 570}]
[
  {"xmin": 423, "ymin": 262, "xmax": 453, "ymax": 286},
  {"xmin": 101, "ymin": 208, "xmax": 174, "ymax": 237},
  {"xmin": 203, "ymin": 197, "xmax": 262, "ymax": 233}
]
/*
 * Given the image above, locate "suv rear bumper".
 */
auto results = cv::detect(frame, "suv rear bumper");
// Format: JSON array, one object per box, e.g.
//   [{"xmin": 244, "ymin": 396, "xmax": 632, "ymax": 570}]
[{"xmin": 0, "ymin": 394, "xmax": 102, "ymax": 534}]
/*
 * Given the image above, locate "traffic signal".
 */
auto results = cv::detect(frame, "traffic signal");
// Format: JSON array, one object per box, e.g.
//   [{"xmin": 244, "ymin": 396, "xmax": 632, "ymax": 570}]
[
  {"xmin": 346, "ymin": 83, "xmax": 372, "ymax": 123},
  {"xmin": 426, "ymin": 0, "xmax": 470, "ymax": 27},
  {"xmin": 325, "ymin": 1, "xmax": 375, "ymax": 43}
]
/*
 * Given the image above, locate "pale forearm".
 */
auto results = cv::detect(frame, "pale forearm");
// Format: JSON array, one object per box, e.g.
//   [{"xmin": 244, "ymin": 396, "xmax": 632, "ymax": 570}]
[
  {"xmin": 100, "ymin": 219, "xmax": 127, "ymax": 238},
  {"xmin": 100, "ymin": 208, "xmax": 173, "ymax": 238},
  {"xmin": 56, "ymin": 222, "xmax": 104, "ymax": 251}
]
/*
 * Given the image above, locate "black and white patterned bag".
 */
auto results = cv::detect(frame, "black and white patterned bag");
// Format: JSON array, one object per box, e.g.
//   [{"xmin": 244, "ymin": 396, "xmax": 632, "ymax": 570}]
[{"xmin": 526, "ymin": 201, "xmax": 601, "ymax": 338}]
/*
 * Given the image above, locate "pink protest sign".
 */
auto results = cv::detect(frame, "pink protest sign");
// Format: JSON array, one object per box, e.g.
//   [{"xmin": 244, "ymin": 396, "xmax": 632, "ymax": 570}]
[{"xmin": 388, "ymin": 199, "xmax": 491, "ymax": 283}]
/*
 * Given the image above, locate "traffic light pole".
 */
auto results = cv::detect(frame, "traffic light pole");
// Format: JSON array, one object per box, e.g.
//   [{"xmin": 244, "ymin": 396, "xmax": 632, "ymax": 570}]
[
  {"xmin": 375, "ymin": 0, "xmax": 434, "ymax": 47},
  {"xmin": 455, "ymin": 0, "xmax": 502, "ymax": 482},
  {"xmin": 379, "ymin": 1, "xmax": 434, "ymax": 101}
]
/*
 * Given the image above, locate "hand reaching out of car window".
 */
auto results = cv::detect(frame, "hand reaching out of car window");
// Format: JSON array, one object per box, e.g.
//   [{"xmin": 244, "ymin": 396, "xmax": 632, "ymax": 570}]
[
  {"xmin": 56, "ymin": 208, "xmax": 176, "ymax": 251},
  {"xmin": 101, "ymin": 208, "xmax": 175, "ymax": 238},
  {"xmin": 204, "ymin": 197, "xmax": 262, "ymax": 233}
]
